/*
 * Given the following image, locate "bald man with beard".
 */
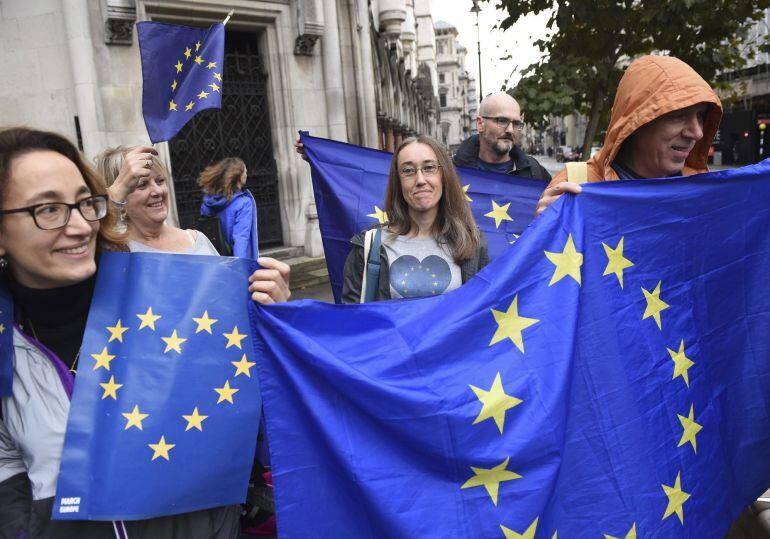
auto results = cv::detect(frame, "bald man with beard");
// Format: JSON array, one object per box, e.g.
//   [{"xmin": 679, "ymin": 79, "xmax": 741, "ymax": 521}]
[{"xmin": 453, "ymin": 93, "xmax": 551, "ymax": 181}]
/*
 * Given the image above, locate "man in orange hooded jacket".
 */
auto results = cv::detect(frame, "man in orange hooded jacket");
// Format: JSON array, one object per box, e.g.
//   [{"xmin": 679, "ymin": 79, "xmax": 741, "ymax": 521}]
[{"xmin": 535, "ymin": 55, "xmax": 723, "ymax": 216}]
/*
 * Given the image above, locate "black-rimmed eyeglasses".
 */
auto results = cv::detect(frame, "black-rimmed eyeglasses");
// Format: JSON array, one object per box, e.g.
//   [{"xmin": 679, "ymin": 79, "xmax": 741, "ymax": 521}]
[
  {"xmin": 0, "ymin": 195, "xmax": 108, "ymax": 230},
  {"xmin": 481, "ymin": 116, "xmax": 524, "ymax": 129}
]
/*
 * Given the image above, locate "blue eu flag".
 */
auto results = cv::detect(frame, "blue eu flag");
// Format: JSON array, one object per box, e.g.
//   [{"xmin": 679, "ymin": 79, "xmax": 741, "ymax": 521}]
[
  {"xmin": 53, "ymin": 253, "xmax": 262, "ymax": 520},
  {"xmin": 254, "ymin": 162, "xmax": 770, "ymax": 537},
  {"xmin": 138, "ymin": 22, "xmax": 225, "ymax": 143},
  {"xmin": 300, "ymin": 132, "xmax": 544, "ymax": 302},
  {"xmin": 0, "ymin": 286, "xmax": 12, "ymax": 397}
]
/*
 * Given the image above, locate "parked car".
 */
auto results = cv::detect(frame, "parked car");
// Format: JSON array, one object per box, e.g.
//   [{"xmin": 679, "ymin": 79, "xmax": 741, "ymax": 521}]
[{"xmin": 557, "ymin": 145, "xmax": 580, "ymax": 162}]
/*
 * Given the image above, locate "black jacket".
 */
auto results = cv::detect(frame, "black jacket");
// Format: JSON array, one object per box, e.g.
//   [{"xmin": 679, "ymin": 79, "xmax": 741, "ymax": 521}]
[
  {"xmin": 341, "ymin": 227, "xmax": 489, "ymax": 304},
  {"xmin": 453, "ymin": 135, "xmax": 552, "ymax": 182}
]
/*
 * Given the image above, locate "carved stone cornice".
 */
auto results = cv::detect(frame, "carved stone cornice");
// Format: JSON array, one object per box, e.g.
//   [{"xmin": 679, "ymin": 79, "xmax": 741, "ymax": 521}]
[
  {"xmin": 101, "ymin": 0, "xmax": 136, "ymax": 45},
  {"xmin": 294, "ymin": 0, "xmax": 324, "ymax": 56}
]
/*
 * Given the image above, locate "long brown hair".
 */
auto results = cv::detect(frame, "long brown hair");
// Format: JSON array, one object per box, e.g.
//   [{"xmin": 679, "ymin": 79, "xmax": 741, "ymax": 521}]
[
  {"xmin": 198, "ymin": 157, "xmax": 246, "ymax": 200},
  {"xmin": 384, "ymin": 135, "xmax": 479, "ymax": 262},
  {"xmin": 0, "ymin": 127, "xmax": 127, "ymax": 251}
]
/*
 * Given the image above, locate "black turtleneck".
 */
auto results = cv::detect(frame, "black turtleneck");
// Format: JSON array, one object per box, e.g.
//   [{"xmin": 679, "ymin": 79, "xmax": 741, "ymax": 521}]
[{"xmin": 6, "ymin": 274, "xmax": 96, "ymax": 371}]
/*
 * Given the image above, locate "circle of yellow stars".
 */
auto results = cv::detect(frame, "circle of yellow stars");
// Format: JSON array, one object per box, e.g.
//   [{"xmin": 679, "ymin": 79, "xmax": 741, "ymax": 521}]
[
  {"xmin": 87, "ymin": 306, "xmax": 256, "ymax": 463},
  {"xmin": 168, "ymin": 37, "xmax": 222, "ymax": 114}
]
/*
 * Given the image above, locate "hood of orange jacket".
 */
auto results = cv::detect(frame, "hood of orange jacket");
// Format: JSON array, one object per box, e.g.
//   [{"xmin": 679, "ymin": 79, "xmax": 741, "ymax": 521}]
[{"xmin": 551, "ymin": 55, "xmax": 723, "ymax": 186}]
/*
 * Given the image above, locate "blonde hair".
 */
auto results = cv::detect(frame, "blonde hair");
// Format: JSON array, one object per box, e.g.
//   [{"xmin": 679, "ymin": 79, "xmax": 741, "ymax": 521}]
[
  {"xmin": 94, "ymin": 145, "xmax": 170, "ymax": 187},
  {"xmin": 198, "ymin": 157, "xmax": 246, "ymax": 200}
]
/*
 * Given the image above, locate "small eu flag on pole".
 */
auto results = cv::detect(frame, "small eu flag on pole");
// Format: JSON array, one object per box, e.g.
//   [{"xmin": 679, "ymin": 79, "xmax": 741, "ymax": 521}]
[{"xmin": 137, "ymin": 20, "xmax": 226, "ymax": 143}]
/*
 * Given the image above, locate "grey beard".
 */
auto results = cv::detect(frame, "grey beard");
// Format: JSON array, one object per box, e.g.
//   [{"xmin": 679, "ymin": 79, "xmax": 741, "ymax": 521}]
[{"xmin": 493, "ymin": 139, "xmax": 514, "ymax": 155}]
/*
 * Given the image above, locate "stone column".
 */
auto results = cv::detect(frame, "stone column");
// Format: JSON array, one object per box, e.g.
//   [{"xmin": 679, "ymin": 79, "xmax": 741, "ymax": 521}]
[
  {"xmin": 321, "ymin": 0, "xmax": 348, "ymax": 141},
  {"xmin": 394, "ymin": 129, "xmax": 403, "ymax": 148},
  {"xmin": 356, "ymin": 0, "xmax": 380, "ymax": 148},
  {"xmin": 385, "ymin": 121, "xmax": 395, "ymax": 152},
  {"xmin": 62, "ymin": 0, "xmax": 105, "ymax": 159}
]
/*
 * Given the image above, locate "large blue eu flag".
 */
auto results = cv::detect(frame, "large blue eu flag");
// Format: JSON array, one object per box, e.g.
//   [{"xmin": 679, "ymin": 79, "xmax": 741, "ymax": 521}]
[
  {"xmin": 301, "ymin": 132, "xmax": 545, "ymax": 302},
  {"xmin": 138, "ymin": 22, "xmax": 225, "ymax": 143},
  {"xmin": 53, "ymin": 253, "xmax": 262, "ymax": 520},
  {"xmin": 254, "ymin": 162, "xmax": 770, "ymax": 537}
]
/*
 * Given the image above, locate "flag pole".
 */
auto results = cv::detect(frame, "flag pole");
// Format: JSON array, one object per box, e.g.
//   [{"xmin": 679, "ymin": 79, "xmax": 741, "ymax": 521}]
[{"xmin": 223, "ymin": 9, "xmax": 234, "ymax": 26}]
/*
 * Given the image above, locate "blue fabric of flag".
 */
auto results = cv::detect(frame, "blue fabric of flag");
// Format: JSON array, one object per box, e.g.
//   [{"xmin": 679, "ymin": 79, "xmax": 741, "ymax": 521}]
[
  {"xmin": 138, "ymin": 22, "xmax": 225, "ymax": 143},
  {"xmin": 301, "ymin": 132, "xmax": 544, "ymax": 303},
  {"xmin": 53, "ymin": 253, "xmax": 262, "ymax": 520},
  {"xmin": 0, "ymin": 286, "xmax": 13, "ymax": 397},
  {"xmin": 253, "ymin": 162, "xmax": 770, "ymax": 537}
]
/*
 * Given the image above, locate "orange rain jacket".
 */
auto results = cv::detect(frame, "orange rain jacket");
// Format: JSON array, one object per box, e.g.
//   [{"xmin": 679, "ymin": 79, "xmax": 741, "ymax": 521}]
[{"xmin": 548, "ymin": 55, "xmax": 723, "ymax": 186}]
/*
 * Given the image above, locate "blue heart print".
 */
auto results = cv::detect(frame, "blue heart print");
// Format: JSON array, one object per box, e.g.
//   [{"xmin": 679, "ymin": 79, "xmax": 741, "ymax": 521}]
[{"xmin": 390, "ymin": 255, "xmax": 451, "ymax": 298}]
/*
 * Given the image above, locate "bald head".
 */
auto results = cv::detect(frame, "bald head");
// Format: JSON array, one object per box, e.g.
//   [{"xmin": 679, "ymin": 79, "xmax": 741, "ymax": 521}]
[
  {"xmin": 476, "ymin": 92, "xmax": 523, "ymax": 161},
  {"xmin": 478, "ymin": 93, "xmax": 521, "ymax": 118}
]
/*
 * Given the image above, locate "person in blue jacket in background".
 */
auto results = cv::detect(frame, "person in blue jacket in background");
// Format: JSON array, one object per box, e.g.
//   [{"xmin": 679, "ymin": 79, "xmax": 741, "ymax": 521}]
[{"xmin": 199, "ymin": 157, "xmax": 259, "ymax": 259}]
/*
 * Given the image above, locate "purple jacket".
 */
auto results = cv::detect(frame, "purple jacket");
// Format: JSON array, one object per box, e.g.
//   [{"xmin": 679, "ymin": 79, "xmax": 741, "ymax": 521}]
[{"xmin": 200, "ymin": 191, "xmax": 259, "ymax": 259}]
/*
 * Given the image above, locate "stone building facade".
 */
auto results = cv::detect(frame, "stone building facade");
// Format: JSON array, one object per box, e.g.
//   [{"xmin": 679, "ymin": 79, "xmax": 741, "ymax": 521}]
[
  {"xmin": 0, "ymin": 0, "xmax": 476, "ymax": 255},
  {"xmin": 434, "ymin": 20, "xmax": 477, "ymax": 152}
]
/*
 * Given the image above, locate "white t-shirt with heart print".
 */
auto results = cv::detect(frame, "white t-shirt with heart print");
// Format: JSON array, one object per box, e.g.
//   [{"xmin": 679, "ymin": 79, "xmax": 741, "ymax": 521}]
[{"xmin": 382, "ymin": 230, "xmax": 462, "ymax": 300}]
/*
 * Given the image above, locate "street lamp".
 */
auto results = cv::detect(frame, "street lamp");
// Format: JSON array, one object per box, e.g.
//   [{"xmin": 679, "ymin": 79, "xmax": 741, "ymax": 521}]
[{"xmin": 470, "ymin": 0, "xmax": 483, "ymax": 99}]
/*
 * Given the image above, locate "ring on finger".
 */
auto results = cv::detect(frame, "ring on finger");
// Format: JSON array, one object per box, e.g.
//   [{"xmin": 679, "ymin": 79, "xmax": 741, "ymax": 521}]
[{"xmin": 145, "ymin": 158, "xmax": 152, "ymax": 168}]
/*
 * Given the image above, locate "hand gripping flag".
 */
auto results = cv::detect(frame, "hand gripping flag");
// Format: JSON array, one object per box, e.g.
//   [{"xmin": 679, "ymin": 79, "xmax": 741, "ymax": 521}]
[
  {"xmin": 138, "ymin": 22, "xmax": 225, "ymax": 143},
  {"xmin": 301, "ymin": 132, "xmax": 545, "ymax": 302},
  {"xmin": 53, "ymin": 253, "xmax": 262, "ymax": 520},
  {"xmin": 253, "ymin": 162, "xmax": 770, "ymax": 537}
]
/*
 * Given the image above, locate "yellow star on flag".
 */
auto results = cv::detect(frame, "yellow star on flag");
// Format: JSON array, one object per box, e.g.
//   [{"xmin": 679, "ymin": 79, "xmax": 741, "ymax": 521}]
[
  {"xmin": 215, "ymin": 380, "xmax": 239, "ymax": 404},
  {"xmin": 209, "ymin": 82, "xmax": 220, "ymax": 92},
  {"xmin": 501, "ymin": 517, "xmax": 538, "ymax": 539},
  {"xmin": 667, "ymin": 339, "xmax": 695, "ymax": 387},
  {"xmin": 462, "ymin": 184, "xmax": 473, "ymax": 202},
  {"xmin": 197, "ymin": 90, "xmax": 210, "ymax": 100},
  {"xmin": 137, "ymin": 307, "xmax": 161, "ymax": 330},
  {"xmin": 169, "ymin": 100, "xmax": 177, "ymax": 112},
  {"xmin": 184, "ymin": 100, "xmax": 195, "ymax": 111},
  {"xmin": 184, "ymin": 47, "xmax": 192, "ymax": 59},
  {"xmin": 367, "ymin": 205, "xmax": 388, "ymax": 224},
  {"xmin": 106, "ymin": 319, "xmax": 129, "ymax": 343},
  {"xmin": 195, "ymin": 40, "xmax": 201, "ymax": 51},
  {"xmin": 489, "ymin": 295, "xmax": 539, "ymax": 353},
  {"xmin": 193, "ymin": 310, "xmax": 218, "ymax": 334},
  {"xmin": 460, "ymin": 456, "xmax": 521, "ymax": 506},
  {"xmin": 194, "ymin": 55, "xmax": 204, "ymax": 65},
  {"xmin": 602, "ymin": 237, "xmax": 633, "ymax": 288},
  {"xmin": 484, "ymin": 200, "xmax": 513, "ymax": 229},
  {"xmin": 162, "ymin": 329, "xmax": 187, "ymax": 354},
  {"xmin": 0, "ymin": 323, "xmax": 5, "ymax": 334},
  {"xmin": 148, "ymin": 435, "xmax": 175, "ymax": 461},
  {"xmin": 213, "ymin": 72, "xmax": 222, "ymax": 81},
  {"xmin": 171, "ymin": 79, "xmax": 177, "ymax": 91},
  {"xmin": 207, "ymin": 61, "xmax": 217, "ymax": 69},
  {"xmin": 642, "ymin": 280, "xmax": 669, "ymax": 329},
  {"xmin": 470, "ymin": 372, "xmax": 522, "ymax": 434},
  {"xmin": 223, "ymin": 326, "xmax": 247, "ymax": 349},
  {"xmin": 661, "ymin": 471, "xmax": 690, "ymax": 524},
  {"xmin": 122, "ymin": 405, "xmax": 149, "ymax": 430},
  {"xmin": 174, "ymin": 60, "xmax": 183, "ymax": 73},
  {"xmin": 99, "ymin": 375, "xmax": 123, "ymax": 400},
  {"xmin": 182, "ymin": 407, "xmax": 208, "ymax": 431},
  {"xmin": 544, "ymin": 234, "xmax": 583, "ymax": 286},
  {"xmin": 677, "ymin": 404, "xmax": 703, "ymax": 454},
  {"xmin": 232, "ymin": 354, "xmax": 256, "ymax": 377},
  {"xmin": 604, "ymin": 522, "xmax": 637, "ymax": 539},
  {"xmin": 91, "ymin": 347, "xmax": 115, "ymax": 371}
]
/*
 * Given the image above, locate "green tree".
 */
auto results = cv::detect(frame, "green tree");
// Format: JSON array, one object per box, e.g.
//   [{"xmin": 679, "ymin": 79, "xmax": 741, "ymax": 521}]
[{"xmin": 493, "ymin": 0, "xmax": 770, "ymax": 158}]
